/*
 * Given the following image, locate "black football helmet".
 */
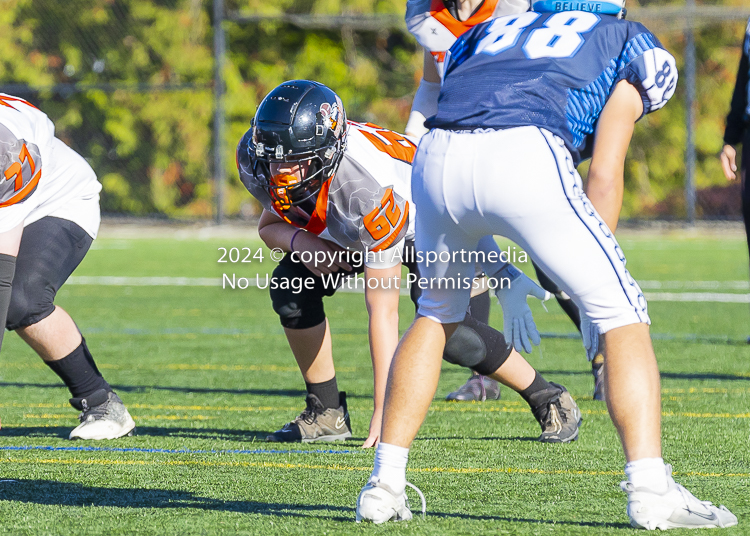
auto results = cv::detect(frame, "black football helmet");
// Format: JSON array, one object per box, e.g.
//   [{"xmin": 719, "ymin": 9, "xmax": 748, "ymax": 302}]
[{"xmin": 239, "ymin": 80, "xmax": 347, "ymax": 228}]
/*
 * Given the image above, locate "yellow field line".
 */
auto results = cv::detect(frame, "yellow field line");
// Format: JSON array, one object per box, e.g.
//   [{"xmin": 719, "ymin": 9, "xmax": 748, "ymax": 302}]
[
  {"xmin": 1, "ymin": 457, "xmax": 747, "ymax": 478},
  {"xmin": 662, "ymin": 411, "xmax": 750, "ymax": 419},
  {"xmin": 661, "ymin": 387, "xmax": 750, "ymax": 394},
  {"xmin": 164, "ymin": 364, "xmax": 357, "ymax": 373}
]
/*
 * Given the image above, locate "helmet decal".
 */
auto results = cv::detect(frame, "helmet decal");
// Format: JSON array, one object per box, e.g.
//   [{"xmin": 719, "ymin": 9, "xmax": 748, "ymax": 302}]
[{"xmin": 320, "ymin": 98, "xmax": 345, "ymax": 137}]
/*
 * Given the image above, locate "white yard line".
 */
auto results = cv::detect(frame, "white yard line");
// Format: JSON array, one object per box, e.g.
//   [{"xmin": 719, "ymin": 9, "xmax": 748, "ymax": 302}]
[
  {"xmin": 68, "ymin": 276, "xmax": 750, "ymax": 303},
  {"xmin": 68, "ymin": 276, "xmax": 220, "ymax": 286},
  {"xmin": 644, "ymin": 292, "xmax": 750, "ymax": 303},
  {"xmin": 638, "ymin": 280, "xmax": 749, "ymax": 290}
]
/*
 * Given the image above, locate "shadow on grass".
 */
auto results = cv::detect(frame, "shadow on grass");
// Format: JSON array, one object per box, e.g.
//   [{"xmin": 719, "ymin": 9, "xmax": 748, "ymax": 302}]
[
  {"xmin": 0, "ymin": 381, "xmax": 372, "ymax": 399},
  {"xmin": 0, "ymin": 426, "xmax": 70, "ymax": 439},
  {"xmin": 428, "ymin": 511, "xmax": 631, "ymax": 529},
  {"xmin": 0, "ymin": 479, "xmax": 631, "ymax": 528},
  {"xmin": 536, "ymin": 371, "xmax": 750, "ymax": 382},
  {"xmin": 0, "ymin": 426, "xmax": 270, "ymax": 442},
  {"xmin": 135, "ymin": 426, "xmax": 269, "ymax": 441},
  {"xmin": 0, "ymin": 479, "xmax": 350, "ymax": 520}
]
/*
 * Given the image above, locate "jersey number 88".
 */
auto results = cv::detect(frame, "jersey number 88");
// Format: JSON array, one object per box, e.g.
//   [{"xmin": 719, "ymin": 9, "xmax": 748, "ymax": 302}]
[{"xmin": 476, "ymin": 11, "xmax": 600, "ymax": 60}]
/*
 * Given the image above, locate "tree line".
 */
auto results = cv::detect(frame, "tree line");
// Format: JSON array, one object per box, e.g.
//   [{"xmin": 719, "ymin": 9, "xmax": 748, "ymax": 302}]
[{"xmin": 0, "ymin": 0, "xmax": 746, "ymax": 219}]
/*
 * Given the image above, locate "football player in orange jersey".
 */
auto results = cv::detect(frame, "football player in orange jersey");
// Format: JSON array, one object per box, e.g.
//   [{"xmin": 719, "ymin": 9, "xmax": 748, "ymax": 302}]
[
  {"xmin": 238, "ymin": 80, "xmax": 582, "ymax": 447},
  {"xmin": 0, "ymin": 94, "xmax": 135, "ymax": 440}
]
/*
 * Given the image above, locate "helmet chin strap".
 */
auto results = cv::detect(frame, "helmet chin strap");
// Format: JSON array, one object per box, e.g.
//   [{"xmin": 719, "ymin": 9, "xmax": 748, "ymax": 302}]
[
  {"xmin": 443, "ymin": 0, "xmax": 486, "ymax": 21},
  {"xmin": 443, "ymin": 0, "xmax": 459, "ymax": 18}
]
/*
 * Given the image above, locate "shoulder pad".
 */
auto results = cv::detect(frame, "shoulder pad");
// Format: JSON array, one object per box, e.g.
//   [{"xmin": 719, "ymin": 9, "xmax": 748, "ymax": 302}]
[
  {"xmin": 0, "ymin": 123, "xmax": 42, "ymax": 207},
  {"xmin": 618, "ymin": 30, "xmax": 677, "ymax": 114}
]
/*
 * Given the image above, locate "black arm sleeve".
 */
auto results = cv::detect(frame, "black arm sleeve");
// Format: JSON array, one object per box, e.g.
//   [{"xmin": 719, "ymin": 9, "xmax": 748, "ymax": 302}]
[
  {"xmin": 724, "ymin": 48, "xmax": 749, "ymax": 146},
  {"xmin": 0, "ymin": 253, "xmax": 17, "ymax": 351}
]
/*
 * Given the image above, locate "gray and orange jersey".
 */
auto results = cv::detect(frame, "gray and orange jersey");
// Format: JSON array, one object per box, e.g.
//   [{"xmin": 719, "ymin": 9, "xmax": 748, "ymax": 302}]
[
  {"xmin": 406, "ymin": 0, "xmax": 510, "ymax": 78},
  {"xmin": 245, "ymin": 120, "xmax": 418, "ymax": 268},
  {"xmin": 318, "ymin": 121, "xmax": 417, "ymax": 266},
  {"xmin": 0, "ymin": 94, "xmax": 101, "ymax": 236}
]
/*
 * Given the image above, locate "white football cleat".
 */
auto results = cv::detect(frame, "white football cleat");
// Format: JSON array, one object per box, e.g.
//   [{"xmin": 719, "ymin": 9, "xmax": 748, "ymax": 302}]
[
  {"xmin": 355, "ymin": 478, "xmax": 425, "ymax": 524},
  {"xmin": 621, "ymin": 466, "xmax": 738, "ymax": 530},
  {"xmin": 69, "ymin": 389, "xmax": 136, "ymax": 440}
]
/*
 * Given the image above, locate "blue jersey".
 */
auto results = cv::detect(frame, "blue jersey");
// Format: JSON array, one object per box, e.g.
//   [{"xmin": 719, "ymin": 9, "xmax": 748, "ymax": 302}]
[{"xmin": 427, "ymin": 11, "xmax": 678, "ymax": 164}]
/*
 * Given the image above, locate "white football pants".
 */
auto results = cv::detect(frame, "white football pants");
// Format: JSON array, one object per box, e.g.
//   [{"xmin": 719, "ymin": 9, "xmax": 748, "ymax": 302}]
[{"xmin": 412, "ymin": 126, "xmax": 649, "ymax": 357}]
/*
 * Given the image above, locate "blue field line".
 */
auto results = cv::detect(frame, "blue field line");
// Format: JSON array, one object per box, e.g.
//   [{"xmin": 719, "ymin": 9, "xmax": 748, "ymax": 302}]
[
  {"xmin": 0, "ymin": 445, "xmax": 354, "ymax": 455},
  {"xmin": 82, "ymin": 326, "xmax": 749, "ymax": 345}
]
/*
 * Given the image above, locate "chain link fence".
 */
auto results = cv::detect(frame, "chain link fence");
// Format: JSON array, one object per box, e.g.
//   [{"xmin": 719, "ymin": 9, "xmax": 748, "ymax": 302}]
[{"xmin": 1, "ymin": 0, "xmax": 748, "ymax": 222}]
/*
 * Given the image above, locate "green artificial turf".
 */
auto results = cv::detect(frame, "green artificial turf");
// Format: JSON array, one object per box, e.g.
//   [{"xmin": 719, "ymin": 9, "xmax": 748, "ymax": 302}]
[{"xmin": 0, "ymin": 229, "xmax": 748, "ymax": 535}]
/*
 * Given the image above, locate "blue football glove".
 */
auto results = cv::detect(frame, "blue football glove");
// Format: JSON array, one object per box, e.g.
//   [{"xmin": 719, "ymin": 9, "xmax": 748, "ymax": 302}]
[{"xmin": 492, "ymin": 264, "xmax": 550, "ymax": 354}]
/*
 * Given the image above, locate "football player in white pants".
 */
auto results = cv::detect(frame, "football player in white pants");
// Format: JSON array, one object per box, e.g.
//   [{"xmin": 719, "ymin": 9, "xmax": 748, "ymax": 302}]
[
  {"xmin": 0, "ymin": 94, "xmax": 135, "ymax": 440},
  {"xmin": 405, "ymin": 0, "xmax": 531, "ymax": 401},
  {"xmin": 406, "ymin": 0, "xmax": 606, "ymax": 401},
  {"xmin": 356, "ymin": 0, "xmax": 738, "ymax": 529}
]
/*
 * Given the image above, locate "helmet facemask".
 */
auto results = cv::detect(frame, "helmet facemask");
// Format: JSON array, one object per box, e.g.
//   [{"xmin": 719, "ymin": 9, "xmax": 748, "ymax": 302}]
[
  {"xmin": 254, "ymin": 137, "xmax": 345, "ymax": 228},
  {"xmin": 266, "ymin": 155, "xmax": 325, "ymax": 227}
]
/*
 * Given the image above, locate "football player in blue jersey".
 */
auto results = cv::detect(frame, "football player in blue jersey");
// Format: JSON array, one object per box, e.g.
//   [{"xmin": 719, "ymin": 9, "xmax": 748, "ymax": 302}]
[
  {"xmin": 356, "ymin": 0, "xmax": 739, "ymax": 529},
  {"xmin": 407, "ymin": 0, "xmax": 607, "ymax": 402}
]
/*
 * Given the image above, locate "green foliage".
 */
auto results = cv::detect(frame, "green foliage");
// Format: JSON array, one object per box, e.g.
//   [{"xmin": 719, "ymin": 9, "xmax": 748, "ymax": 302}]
[
  {"xmin": 0, "ymin": 0, "xmax": 747, "ymax": 218},
  {"xmin": 623, "ymin": 3, "xmax": 747, "ymax": 218}
]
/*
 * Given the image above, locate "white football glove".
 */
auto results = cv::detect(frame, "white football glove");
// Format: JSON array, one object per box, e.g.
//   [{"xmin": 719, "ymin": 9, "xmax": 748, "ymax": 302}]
[
  {"xmin": 492, "ymin": 264, "xmax": 550, "ymax": 354},
  {"xmin": 580, "ymin": 314, "xmax": 600, "ymax": 361}
]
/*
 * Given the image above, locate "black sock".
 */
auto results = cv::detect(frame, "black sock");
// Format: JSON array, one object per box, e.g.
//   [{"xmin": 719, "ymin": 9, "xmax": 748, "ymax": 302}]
[
  {"xmin": 518, "ymin": 371, "xmax": 560, "ymax": 416},
  {"xmin": 468, "ymin": 291, "xmax": 491, "ymax": 324},
  {"xmin": 305, "ymin": 377, "xmax": 339, "ymax": 409},
  {"xmin": 45, "ymin": 338, "xmax": 111, "ymax": 399}
]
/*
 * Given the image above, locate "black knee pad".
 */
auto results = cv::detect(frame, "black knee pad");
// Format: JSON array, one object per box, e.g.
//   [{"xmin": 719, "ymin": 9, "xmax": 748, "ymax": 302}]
[
  {"xmin": 6, "ymin": 272, "xmax": 55, "ymax": 331},
  {"xmin": 6, "ymin": 217, "xmax": 92, "ymax": 331},
  {"xmin": 443, "ymin": 313, "xmax": 512, "ymax": 376},
  {"xmin": 269, "ymin": 261, "xmax": 328, "ymax": 330}
]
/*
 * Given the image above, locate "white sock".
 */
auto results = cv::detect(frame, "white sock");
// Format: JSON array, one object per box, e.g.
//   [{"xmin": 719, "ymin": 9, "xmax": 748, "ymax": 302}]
[
  {"xmin": 625, "ymin": 457, "xmax": 670, "ymax": 493},
  {"xmin": 371, "ymin": 442, "xmax": 409, "ymax": 495}
]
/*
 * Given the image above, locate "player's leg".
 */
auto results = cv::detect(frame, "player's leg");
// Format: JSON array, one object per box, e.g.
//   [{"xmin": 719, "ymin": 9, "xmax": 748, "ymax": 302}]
[
  {"xmin": 445, "ymin": 288, "xmax": 504, "ymax": 401},
  {"xmin": 405, "ymin": 242, "xmax": 580, "ymax": 442},
  {"xmin": 532, "ymin": 260, "xmax": 605, "ymax": 401},
  {"xmin": 404, "ymin": 244, "xmax": 502, "ymax": 401},
  {"xmin": 358, "ymin": 130, "xmax": 479, "ymax": 523},
  {"xmin": 266, "ymin": 252, "xmax": 353, "ymax": 442},
  {"xmin": 493, "ymin": 129, "xmax": 656, "ymax": 457},
  {"xmin": 7, "ymin": 216, "xmax": 135, "ymax": 440},
  {"xmin": 493, "ymin": 128, "xmax": 736, "ymax": 528},
  {"xmin": 441, "ymin": 306, "xmax": 581, "ymax": 442},
  {"xmin": 532, "ymin": 261, "xmax": 582, "ymax": 330}
]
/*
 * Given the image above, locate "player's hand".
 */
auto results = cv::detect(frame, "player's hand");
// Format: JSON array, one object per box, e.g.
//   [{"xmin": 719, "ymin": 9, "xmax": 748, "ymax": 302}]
[
  {"xmin": 293, "ymin": 232, "xmax": 352, "ymax": 277},
  {"xmin": 720, "ymin": 144, "xmax": 738, "ymax": 181},
  {"xmin": 580, "ymin": 315, "xmax": 600, "ymax": 361},
  {"xmin": 493, "ymin": 265, "xmax": 550, "ymax": 354},
  {"xmin": 362, "ymin": 411, "xmax": 381, "ymax": 449}
]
